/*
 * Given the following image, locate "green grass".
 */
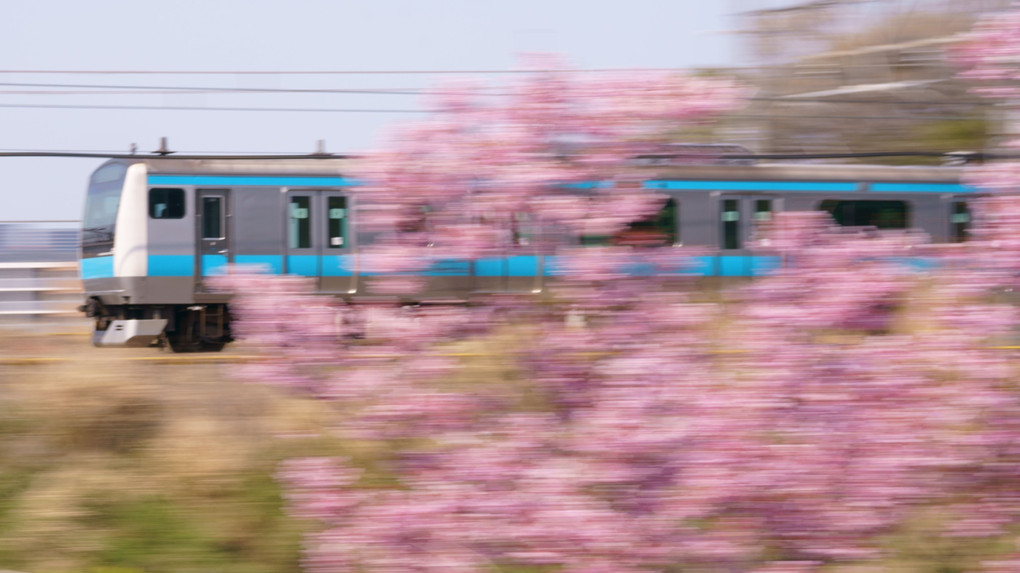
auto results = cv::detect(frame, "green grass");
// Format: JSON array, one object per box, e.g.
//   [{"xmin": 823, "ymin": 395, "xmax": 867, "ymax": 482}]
[{"xmin": 0, "ymin": 333, "xmax": 330, "ymax": 573}]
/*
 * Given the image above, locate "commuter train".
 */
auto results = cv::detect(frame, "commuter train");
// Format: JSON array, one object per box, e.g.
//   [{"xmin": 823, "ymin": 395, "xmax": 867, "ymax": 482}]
[{"xmin": 79, "ymin": 156, "xmax": 977, "ymax": 351}]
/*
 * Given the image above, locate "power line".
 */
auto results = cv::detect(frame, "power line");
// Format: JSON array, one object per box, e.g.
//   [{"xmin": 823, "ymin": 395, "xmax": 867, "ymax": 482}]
[
  {"xmin": 0, "ymin": 151, "xmax": 354, "ymax": 159},
  {"xmin": 0, "ymin": 150, "xmax": 1009, "ymax": 161},
  {"xmin": 0, "ymin": 78, "xmax": 989, "ymax": 114},
  {"xmin": 0, "ymin": 103, "xmax": 424, "ymax": 113},
  {"xmin": 0, "ymin": 147, "xmax": 331, "ymax": 154},
  {"xmin": 0, "ymin": 101, "xmax": 989, "ymax": 119},
  {"xmin": 752, "ymin": 96, "xmax": 991, "ymax": 106},
  {"xmin": 733, "ymin": 113, "xmax": 983, "ymax": 121},
  {"xmin": 0, "ymin": 68, "xmax": 694, "ymax": 76},
  {"xmin": 0, "ymin": 82, "xmax": 991, "ymax": 108},
  {"xmin": 0, "ymin": 81, "xmax": 426, "ymax": 96}
]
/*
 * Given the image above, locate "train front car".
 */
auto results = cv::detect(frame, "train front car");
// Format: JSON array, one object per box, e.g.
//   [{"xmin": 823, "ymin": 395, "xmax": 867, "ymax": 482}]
[
  {"xmin": 79, "ymin": 159, "xmax": 231, "ymax": 352},
  {"xmin": 80, "ymin": 160, "xmax": 166, "ymax": 348},
  {"xmin": 79, "ymin": 157, "xmax": 359, "ymax": 352}
]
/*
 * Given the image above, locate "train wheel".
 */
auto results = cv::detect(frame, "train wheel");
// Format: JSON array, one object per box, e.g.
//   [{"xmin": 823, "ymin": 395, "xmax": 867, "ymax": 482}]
[
  {"xmin": 166, "ymin": 310, "xmax": 201, "ymax": 353},
  {"xmin": 166, "ymin": 307, "xmax": 229, "ymax": 353}
]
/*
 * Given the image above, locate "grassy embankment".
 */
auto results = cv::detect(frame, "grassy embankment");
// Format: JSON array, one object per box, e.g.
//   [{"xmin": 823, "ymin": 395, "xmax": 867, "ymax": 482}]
[{"xmin": 0, "ymin": 330, "xmax": 344, "ymax": 573}]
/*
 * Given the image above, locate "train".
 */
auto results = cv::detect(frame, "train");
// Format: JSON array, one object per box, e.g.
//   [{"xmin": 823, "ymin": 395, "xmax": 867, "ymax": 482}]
[{"xmin": 79, "ymin": 155, "xmax": 978, "ymax": 351}]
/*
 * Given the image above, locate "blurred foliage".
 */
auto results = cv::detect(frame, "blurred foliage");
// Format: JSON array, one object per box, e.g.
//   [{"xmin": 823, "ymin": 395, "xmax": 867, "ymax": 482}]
[
  {"xmin": 919, "ymin": 117, "xmax": 991, "ymax": 152},
  {"xmin": 0, "ymin": 334, "xmax": 349, "ymax": 573},
  {"xmin": 729, "ymin": 0, "xmax": 1005, "ymax": 157}
]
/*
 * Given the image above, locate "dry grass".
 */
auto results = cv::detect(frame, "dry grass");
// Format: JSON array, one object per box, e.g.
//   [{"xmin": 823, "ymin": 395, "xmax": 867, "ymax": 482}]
[{"xmin": 0, "ymin": 329, "xmax": 342, "ymax": 573}]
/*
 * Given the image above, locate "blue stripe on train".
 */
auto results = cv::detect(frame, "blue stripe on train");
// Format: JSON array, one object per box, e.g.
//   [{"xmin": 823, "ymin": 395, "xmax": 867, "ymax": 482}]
[
  {"xmin": 646, "ymin": 181, "xmax": 858, "ymax": 192},
  {"xmin": 148, "ymin": 255, "xmax": 194, "ymax": 276},
  {"xmin": 475, "ymin": 256, "xmax": 541, "ymax": 277},
  {"xmin": 140, "ymin": 254, "xmax": 880, "ymax": 279},
  {"xmin": 645, "ymin": 181, "xmax": 977, "ymax": 193},
  {"xmin": 201, "ymin": 255, "xmax": 229, "ymax": 276},
  {"xmin": 234, "ymin": 255, "xmax": 284, "ymax": 274},
  {"xmin": 147, "ymin": 175, "xmax": 359, "ymax": 187},
  {"xmin": 286, "ymin": 255, "xmax": 319, "ymax": 276},
  {"xmin": 146, "ymin": 175, "xmax": 974, "ymax": 194},
  {"xmin": 540, "ymin": 256, "xmax": 782, "ymax": 278},
  {"xmin": 149, "ymin": 254, "xmax": 352, "ymax": 276},
  {"xmin": 868, "ymin": 183, "xmax": 974, "ymax": 193},
  {"xmin": 81, "ymin": 256, "xmax": 114, "ymax": 279}
]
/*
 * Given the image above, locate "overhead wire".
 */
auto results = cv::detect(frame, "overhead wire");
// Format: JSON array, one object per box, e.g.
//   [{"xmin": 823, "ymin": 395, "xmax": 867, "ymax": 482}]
[
  {"xmin": 0, "ymin": 68, "xmax": 695, "ymax": 75},
  {"xmin": 0, "ymin": 81, "xmax": 428, "ymax": 96},
  {"xmin": 0, "ymin": 103, "xmax": 424, "ymax": 113},
  {"xmin": 0, "ymin": 78, "xmax": 990, "ymax": 112},
  {"xmin": 0, "ymin": 150, "xmax": 1008, "ymax": 161},
  {"xmin": 0, "ymin": 101, "xmax": 987, "ymax": 122}
]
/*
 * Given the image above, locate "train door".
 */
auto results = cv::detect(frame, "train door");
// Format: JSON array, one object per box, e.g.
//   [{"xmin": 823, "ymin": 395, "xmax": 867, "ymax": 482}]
[
  {"xmin": 321, "ymin": 190, "xmax": 355, "ymax": 294},
  {"xmin": 284, "ymin": 189, "xmax": 355, "ymax": 293},
  {"xmin": 718, "ymin": 195, "xmax": 777, "ymax": 276},
  {"xmin": 946, "ymin": 196, "xmax": 972, "ymax": 243},
  {"xmin": 195, "ymin": 189, "xmax": 232, "ymax": 291},
  {"xmin": 285, "ymin": 190, "xmax": 320, "ymax": 280}
]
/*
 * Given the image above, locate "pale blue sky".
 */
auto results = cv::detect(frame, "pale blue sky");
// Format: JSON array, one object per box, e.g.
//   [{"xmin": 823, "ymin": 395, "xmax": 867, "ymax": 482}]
[{"xmin": 0, "ymin": 0, "xmax": 740, "ymax": 220}]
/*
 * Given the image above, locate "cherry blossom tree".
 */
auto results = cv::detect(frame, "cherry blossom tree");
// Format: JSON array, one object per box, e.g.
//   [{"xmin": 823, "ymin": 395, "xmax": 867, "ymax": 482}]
[
  {"xmin": 350, "ymin": 56, "xmax": 744, "ymax": 294},
  {"xmin": 219, "ymin": 27, "xmax": 1020, "ymax": 572},
  {"xmin": 224, "ymin": 209, "xmax": 1020, "ymax": 573}
]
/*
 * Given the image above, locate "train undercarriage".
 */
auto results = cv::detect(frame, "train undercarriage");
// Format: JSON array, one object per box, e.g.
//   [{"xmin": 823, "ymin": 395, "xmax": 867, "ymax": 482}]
[{"xmin": 80, "ymin": 298, "xmax": 232, "ymax": 352}]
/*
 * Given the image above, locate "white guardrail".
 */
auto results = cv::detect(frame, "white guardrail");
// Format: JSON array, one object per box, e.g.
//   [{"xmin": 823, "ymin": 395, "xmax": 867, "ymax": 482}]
[{"xmin": 0, "ymin": 221, "xmax": 83, "ymax": 323}]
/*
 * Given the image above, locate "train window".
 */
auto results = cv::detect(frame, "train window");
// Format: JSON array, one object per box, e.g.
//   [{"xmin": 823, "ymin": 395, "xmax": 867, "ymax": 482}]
[
  {"xmin": 951, "ymin": 201, "xmax": 971, "ymax": 242},
  {"xmin": 512, "ymin": 212, "xmax": 535, "ymax": 246},
  {"xmin": 581, "ymin": 198, "xmax": 678, "ymax": 247},
  {"xmin": 149, "ymin": 188, "xmax": 185, "ymax": 219},
  {"xmin": 722, "ymin": 199, "xmax": 741, "ymax": 249},
  {"xmin": 616, "ymin": 197, "xmax": 678, "ymax": 247},
  {"xmin": 201, "ymin": 197, "xmax": 223, "ymax": 239},
  {"xmin": 819, "ymin": 200, "xmax": 910, "ymax": 230},
  {"xmin": 289, "ymin": 196, "xmax": 312, "ymax": 249},
  {"xmin": 327, "ymin": 196, "xmax": 347, "ymax": 248}
]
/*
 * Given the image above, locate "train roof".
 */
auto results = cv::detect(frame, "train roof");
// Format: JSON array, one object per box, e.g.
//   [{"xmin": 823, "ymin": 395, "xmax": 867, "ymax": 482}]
[
  {"xmin": 650, "ymin": 162, "xmax": 965, "ymax": 183},
  {"xmin": 102, "ymin": 157, "xmax": 353, "ymax": 177},
  {"xmin": 95, "ymin": 157, "xmax": 966, "ymax": 184}
]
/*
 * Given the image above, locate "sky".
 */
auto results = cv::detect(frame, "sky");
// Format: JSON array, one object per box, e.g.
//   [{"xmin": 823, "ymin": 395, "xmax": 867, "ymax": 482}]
[{"xmin": 0, "ymin": 0, "xmax": 739, "ymax": 221}]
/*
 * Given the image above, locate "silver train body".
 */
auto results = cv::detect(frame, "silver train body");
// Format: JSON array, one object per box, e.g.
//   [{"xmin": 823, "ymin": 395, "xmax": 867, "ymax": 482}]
[{"xmin": 79, "ymin": 158, "xmax": 976, "ymax": 351}]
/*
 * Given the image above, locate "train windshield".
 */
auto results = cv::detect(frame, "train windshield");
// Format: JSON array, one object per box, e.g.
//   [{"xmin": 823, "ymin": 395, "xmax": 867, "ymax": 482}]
[
  {"xmin": 83, "ymin": 163, "xmax": 127, "ymax": 230},
  {"xmin": 84, "ymin": 186, "xmax": 122, "ymax": 229},
  {"xmin": 82, "ymin": 163, "xmax": 128, "ymax": 256}
]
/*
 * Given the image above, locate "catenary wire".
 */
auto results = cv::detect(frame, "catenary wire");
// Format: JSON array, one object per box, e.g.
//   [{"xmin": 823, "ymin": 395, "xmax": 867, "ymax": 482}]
[
  {"xmin": 0, "ymin": 68, "xmax": 698, "ymax": 75},
  {"xmin": 0, "ymin": 100, "xmax": 989, "ymax": 120},
  {"xmin": 0, "ymin": 103, "xmax": 424, "ymax": 113},
  {"xmin": 0, "ymin": 81, "xmax": 427, "ymax": 96},
  {"xmin": 0, "ymin": 81, "xmax": 993, "ymax": 108},
  {"xmin": 0, "ymin": 150, "xmax": 1010, "ymax": 160}
]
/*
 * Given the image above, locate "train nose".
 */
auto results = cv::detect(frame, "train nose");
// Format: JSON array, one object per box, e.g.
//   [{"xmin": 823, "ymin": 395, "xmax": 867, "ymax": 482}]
[{"xmin": 92, "ymin": 319, "xmax": 168, "ymax": 348}]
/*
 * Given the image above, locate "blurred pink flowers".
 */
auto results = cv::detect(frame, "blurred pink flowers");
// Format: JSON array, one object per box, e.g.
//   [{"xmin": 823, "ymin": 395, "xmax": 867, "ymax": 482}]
[{"xmin": 213, "ymin": 37, "xmax": 1020, "ymax": 571}]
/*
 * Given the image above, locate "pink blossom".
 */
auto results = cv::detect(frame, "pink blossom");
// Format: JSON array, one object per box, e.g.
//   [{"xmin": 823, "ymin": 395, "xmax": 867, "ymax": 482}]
[{"xmin": 213, "ymin": 48, "xmax": 1020, "ymax": 572}]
